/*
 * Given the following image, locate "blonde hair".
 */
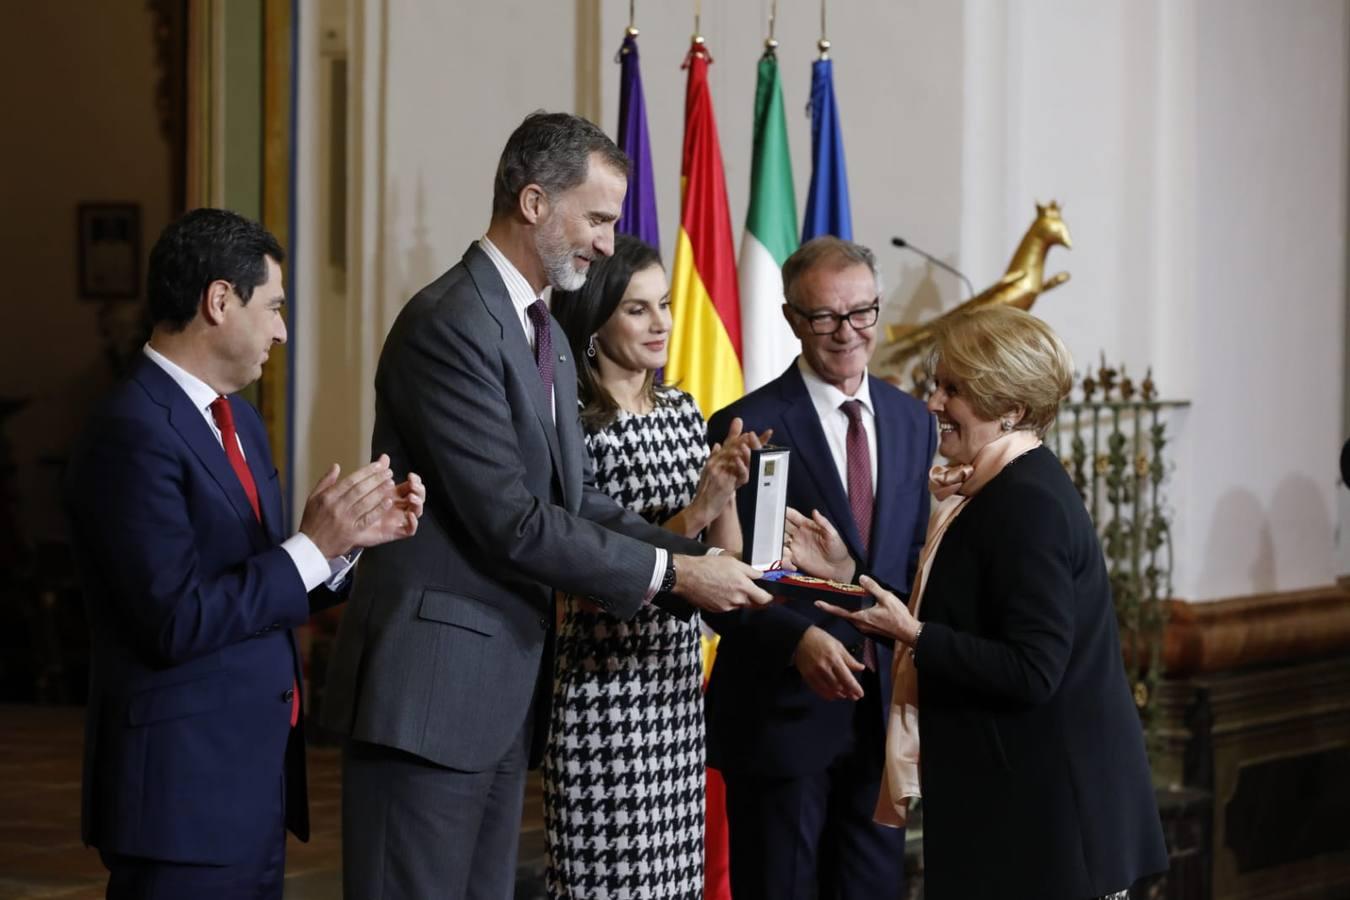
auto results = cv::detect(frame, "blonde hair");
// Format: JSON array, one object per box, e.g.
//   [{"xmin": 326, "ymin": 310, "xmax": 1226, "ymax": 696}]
[{"xmin": 929, "ymin": 306, "xmax": 1073, "ymax": 434}]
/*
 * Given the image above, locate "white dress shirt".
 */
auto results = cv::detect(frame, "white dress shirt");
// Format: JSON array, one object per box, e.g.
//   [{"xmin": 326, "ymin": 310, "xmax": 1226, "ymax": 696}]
[
  {"xmin": 797, "ymin": 355, "xmax": 879, "ymax": 490},
  {"xmin": 479, "ymin": 236, "xmax": 556, "ymax": 422},
  {"xmin": 477, "ymin": 238, "xmax": 669, "ymax": 602},
  {"xmin": 143, "ymin": 344, "xmax": 354, "ymax": 592}
]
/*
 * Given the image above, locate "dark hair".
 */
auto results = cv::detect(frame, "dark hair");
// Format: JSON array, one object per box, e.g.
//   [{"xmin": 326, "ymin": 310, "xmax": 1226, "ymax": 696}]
[
  {"xmin": 491, "ymin": 111, "xmax": 630, "ymax": 219},
  {"xmin": 552, "ymin": 234, "xmax": 664, "ymax": 430},
  {"xmin": 147, "ymin": 208, "xmax": 285, "ymax": 332},
  {"xmin": 781, "ymin": 235, "xmax": 878, "ymax": 306}
]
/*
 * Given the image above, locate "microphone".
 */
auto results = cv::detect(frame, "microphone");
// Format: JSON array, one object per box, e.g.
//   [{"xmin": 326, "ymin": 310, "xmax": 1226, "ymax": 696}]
[{"xmin": 891, "ymin": 236, "xmax": 975, "ymax": 298}]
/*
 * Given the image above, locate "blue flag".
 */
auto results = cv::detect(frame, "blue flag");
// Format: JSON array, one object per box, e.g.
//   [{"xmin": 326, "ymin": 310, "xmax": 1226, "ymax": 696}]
[
  {"xmin": 801, "ymin": 57, "xmax": 852, "ymax": 242},
  {"xmin": 615, "ymin": 32, "xmax": 660, "ymax": 249}
]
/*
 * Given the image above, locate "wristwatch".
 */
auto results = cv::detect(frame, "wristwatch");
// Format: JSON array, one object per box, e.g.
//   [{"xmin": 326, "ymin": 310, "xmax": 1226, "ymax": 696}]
[
  {"xmin": 909, "ymin": 622, "xmax": 924, "ymax": 659},
  {"xmin": 659, "ymin": 555, "xmax": 678, "ymax": 594}
]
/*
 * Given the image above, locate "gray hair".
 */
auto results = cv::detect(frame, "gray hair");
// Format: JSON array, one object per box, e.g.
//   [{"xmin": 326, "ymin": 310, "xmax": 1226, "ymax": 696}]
[
  {"xmin": 491, "ymin": 111, "xmax": 630, "ymax": 218},
  {"xmin": 781, "ymin": 236, "xmax": 881, "ymax": 305}
]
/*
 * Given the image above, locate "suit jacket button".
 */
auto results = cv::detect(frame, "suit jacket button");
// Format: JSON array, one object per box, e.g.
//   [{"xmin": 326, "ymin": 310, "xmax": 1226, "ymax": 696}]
[
  {"xmin": 849, "ymin": 643, "xmax": 863, "ymax": 656},
  {"xmin": 283, "ymin": 688, "xmax": 295, "ymax": 702},
  {"xmin": 538, "ymin": 616, "xmax": 549, "ymax": 630}
]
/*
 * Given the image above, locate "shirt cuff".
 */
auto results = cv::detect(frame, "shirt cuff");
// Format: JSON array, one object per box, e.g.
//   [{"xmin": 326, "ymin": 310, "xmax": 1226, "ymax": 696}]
[
  {"xmin": 282, "ymin": 533, "xmax": 338, "ymax": 592},
  {"xmin": 642, "ymin": 548, "xmax": 669, "ymax": 604},
  {"xmin": 328, "ymin": 548, "xmax": 361, "ymax": 589}
]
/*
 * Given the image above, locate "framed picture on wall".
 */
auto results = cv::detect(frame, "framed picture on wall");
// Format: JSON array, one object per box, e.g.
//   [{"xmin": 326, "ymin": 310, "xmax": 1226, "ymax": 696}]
[{"xmin": 77, "ymin": 203, "xmax": 141, "ymax": 299}]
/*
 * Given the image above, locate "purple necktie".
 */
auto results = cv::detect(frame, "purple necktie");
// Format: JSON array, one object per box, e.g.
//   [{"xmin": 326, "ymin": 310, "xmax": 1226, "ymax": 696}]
[
  {"xmin": 527, "ymin": 299, "xmax": 554, "ymax": 391},
  {"xmin": 841, "ymin": 399, "xmax": 878, "ymax": 672}
]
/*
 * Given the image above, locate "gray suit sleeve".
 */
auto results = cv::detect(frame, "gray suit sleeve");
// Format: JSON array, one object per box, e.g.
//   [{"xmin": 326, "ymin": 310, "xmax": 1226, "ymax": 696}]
[{"xmin": 380, "ymin": 300, "xmax": 696, "ymax": 620}]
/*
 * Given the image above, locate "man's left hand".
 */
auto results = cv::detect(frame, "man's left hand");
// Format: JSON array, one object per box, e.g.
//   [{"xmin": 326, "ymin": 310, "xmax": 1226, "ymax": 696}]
[{"xmin": 352, "ymin": 471, "xmax": 425, "ymax": 548}]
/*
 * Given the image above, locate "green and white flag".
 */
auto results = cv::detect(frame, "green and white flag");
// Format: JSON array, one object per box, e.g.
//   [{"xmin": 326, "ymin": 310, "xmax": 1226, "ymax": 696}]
[{"xmin": 739, "ymin": 47, "xmax": 799, "ymax": 392}]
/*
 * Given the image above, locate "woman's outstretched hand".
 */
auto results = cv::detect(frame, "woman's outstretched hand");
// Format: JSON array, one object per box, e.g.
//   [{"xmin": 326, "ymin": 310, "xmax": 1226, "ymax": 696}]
[{"xmin": 815, "ymin": 575, "xmax": 919, "ymax": 645}]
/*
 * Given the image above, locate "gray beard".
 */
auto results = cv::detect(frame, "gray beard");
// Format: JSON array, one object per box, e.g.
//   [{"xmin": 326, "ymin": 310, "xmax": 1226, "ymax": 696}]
[{"xmin": 536, "ymin": 226, "xmax": 588, "ymax": 292}]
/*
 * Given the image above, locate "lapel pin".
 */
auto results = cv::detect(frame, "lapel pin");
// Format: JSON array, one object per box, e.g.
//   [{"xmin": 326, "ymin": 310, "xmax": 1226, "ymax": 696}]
[{"xmin": 559, "ymin": 354, "xmax": 567, "ymax": 362}]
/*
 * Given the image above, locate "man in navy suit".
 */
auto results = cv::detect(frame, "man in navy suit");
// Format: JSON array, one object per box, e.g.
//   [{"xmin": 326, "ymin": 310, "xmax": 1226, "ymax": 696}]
[
  {"xmin": 64, "ymin": 208, "xmax": 425, "ymax": 900},
  {"xmin": 706, "ymin": 237, "xmax": 935, "ymax": 899}
]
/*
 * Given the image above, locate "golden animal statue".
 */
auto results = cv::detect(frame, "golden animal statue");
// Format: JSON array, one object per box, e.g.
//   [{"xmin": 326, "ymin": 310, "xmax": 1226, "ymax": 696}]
[{"xmin": 884, "ymin": 201, "xmax": 1073, "ymax": 384}]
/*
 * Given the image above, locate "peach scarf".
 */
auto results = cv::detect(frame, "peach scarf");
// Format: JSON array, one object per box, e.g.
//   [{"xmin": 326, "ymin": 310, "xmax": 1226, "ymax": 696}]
[{"xmin": 873, "ymin": 430, "xmax": 1041, "ymax": 826}]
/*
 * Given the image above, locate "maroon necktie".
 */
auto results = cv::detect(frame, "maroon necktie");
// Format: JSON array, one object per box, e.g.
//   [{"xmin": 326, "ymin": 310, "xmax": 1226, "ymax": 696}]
[
  {"xmin": 210, "ymin": 396, "xmax": 298, "ymax": 728},
  {"xmin": 840, "ymin": 400, "xmax": 873, "ymax": 555},
  {"xmin": 527, "ymin": 299, "xmax": 554, "ymax": 391},
  {"xmin": 841, "ymin": 399, "xmax": 878, "ymax": 672}
]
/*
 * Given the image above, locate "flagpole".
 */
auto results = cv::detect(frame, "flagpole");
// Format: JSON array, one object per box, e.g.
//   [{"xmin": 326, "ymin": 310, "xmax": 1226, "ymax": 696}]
[
  {"xmin": 818, "ymin": 0, "xmax": 830, "ymax": 59},
  {"xmin": 767, "ymin": 0, "xmax": 779, "ymax": 52}
]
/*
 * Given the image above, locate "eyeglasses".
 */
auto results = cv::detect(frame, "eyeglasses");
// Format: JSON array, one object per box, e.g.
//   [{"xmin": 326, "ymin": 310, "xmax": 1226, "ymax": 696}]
[{"xmin": 787, "ymin": 300, "xmax": 881, "ymax": 335}]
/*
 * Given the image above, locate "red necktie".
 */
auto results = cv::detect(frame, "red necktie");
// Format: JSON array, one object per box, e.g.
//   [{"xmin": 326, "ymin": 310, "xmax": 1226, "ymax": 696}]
[
  {"xmin": 841, "ymin": 400, "xmax": 877, "ymax": 672},
  {"xmin": 208, "ymin": 397, "xmax": 261, "ymax": 522},
  {"xmin": 209, "ymin": 396, "xmax": 298, "ymax": 727}
]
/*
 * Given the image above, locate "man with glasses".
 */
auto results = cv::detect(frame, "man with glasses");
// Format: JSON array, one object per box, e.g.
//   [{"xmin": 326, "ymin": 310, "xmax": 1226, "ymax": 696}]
[{"xmin": 704, "ymin": 236, "xmax": 936, "ymax": 899}]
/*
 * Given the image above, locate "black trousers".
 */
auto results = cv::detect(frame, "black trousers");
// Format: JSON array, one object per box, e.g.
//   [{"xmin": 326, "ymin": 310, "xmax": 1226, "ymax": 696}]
[
  {"xmin": 722, "ymin": 673, "xmax": 908, "ymax": 900},
  {"xmin": 341, "ymin": 718, "xmax": 530, "ymax": 900}
]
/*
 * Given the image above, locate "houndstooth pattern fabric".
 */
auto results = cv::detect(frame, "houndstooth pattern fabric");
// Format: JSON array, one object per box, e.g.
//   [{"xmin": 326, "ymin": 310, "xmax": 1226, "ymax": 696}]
[{"xmin": 543, "ymin": 388, "xmax": 708, "ymax": 899}]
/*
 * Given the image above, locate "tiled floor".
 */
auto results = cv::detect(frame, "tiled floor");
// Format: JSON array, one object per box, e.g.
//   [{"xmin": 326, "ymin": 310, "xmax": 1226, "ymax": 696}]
[{"xmin": 0, "ymin": 705, "xmax": 547, "ymax": 899}]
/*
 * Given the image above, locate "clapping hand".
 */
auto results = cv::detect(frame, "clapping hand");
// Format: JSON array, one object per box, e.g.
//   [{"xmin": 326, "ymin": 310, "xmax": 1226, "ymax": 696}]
[
  {"xmin": 300, "ymin": 454, "xmax": 426, "ymax": 559},
  {"xmin": 816, "ymin": 575, "xmax": 919, "ymax": 645},
  {"xmin": 691, "ymin": 417, "xmax": 773, "ymax": 523},
  {"xmin": 783, "ymin": 507, "xmax": 856, "ymax": 583},
  {"xmin": 353, "ymin": 469, "xmax": 425, "ymax": 548}
]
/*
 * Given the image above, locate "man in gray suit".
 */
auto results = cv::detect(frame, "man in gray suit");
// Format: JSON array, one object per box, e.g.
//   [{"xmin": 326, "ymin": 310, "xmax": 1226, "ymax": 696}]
[{"xmin": 320, "ymin": 112, "xmax": 770, "ymax": 899}]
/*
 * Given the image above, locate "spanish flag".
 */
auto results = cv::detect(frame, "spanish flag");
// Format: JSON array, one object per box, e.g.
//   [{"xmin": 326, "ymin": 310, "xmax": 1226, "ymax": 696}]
[{"xmin": 667, "ymin": 36, "xmax": 743, "ymax": 417}]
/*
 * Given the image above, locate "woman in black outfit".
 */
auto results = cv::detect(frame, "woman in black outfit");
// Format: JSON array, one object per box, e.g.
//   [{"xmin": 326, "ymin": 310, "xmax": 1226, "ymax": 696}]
[{"xmin": 788, "ymin": 306, "xmax": 1168, "ymax": 899}]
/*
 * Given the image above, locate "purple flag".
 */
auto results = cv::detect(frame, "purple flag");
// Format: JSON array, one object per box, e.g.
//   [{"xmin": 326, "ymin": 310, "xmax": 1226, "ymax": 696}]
[{"xmin": 615, "ymin": 33, "xmax": 660, "ymax": 250}]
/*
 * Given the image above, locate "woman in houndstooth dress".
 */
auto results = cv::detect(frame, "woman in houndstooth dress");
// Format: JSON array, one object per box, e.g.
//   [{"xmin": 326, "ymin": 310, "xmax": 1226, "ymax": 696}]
[{"xmin": 543, "ymin": 236, "xmax": 761, "ymax": 899}]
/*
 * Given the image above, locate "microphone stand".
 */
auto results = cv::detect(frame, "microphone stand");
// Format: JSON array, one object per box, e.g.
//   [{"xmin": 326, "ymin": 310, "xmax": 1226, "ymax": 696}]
[{"xmin": 891, "ymin": 237, "xmax": 975, "ymax": 298}]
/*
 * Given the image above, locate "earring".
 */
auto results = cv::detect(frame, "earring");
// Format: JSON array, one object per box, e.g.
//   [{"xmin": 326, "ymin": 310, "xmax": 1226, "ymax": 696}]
[
  {"xmin": 586, "ymin": 334, "xmax": 597, "ymax": 358},
  {"xmin": 1001, "ymin": 419, "xmax": 1014, "ymax": 432}
]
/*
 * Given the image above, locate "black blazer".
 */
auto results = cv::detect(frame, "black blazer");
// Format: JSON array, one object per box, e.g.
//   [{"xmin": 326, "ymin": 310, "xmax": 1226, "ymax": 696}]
[
  {"xmin": 912, "ymin": 446, "xmax": 1168, "ymax": 899},
  {"xmin": 705, "ymin": 362, "xmax": 934, "ymax": 776}
]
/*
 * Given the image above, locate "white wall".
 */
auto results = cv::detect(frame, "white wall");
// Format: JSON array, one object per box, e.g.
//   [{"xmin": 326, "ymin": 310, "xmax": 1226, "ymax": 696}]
[
  {"xmin": 294, "ymin": 0, "xmax": 580, "ymax": 502},
  {"xmin": 959, "ymin": 0, "xmax": 1350, "ymax": 600},
  {"xmin": 1187, "ymin": 0, "xmax": 1347, "ymax": 599},
  {"xmin": 295, "ymin": 0, "xmax": 1350, "ymax": 601}
]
